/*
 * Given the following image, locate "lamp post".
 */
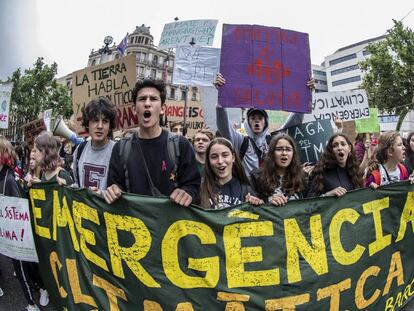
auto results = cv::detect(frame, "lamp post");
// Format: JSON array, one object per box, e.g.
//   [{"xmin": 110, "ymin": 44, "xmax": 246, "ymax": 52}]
[{"xmin": 99, "ymin": 35, "xmax": 113, "ymax": 64}]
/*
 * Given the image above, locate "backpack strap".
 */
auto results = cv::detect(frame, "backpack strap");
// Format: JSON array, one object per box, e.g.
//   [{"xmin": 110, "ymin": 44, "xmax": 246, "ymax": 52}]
[
  {"xmin": 167, "ymin": 132, "xmax": 180, "ymax": 188},
  {"xmin": 74, "ymin": 140, "xmax": 88, "ymax": 186},
  {"xmin": 119, "ymin": 136, "xmax": 132, "ymax": 192},
  {"xmin": 239, "ymin": 136, "xmax": 250, "ymax": 162},
  {"xmin": 398, "ymin": 163, "xmax": 408, "ymax": 180}
]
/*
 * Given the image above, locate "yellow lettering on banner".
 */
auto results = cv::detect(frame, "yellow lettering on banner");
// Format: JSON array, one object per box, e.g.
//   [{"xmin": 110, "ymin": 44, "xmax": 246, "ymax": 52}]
[
  {"xmin": 53, "ymin": 191, "xmax": 79, "ymax": 251},
  {"xmin": 355, "ymin": 266, "xmax": 381, "ymax": 309},
  {"xmin": 29, "ymin": 188, "xmax": 50, "ymax": 239},
  {"xmin": 162, "ymin": 220, "xmax": 219, "ymax": 288},
  {"xmin": 330, "ymin": 208, "xmax": 365, "ymax": 265},
  {"xmin": 385, "ymin": 297, "xmax": 395, "ymax": 311},
  {"xmin": 223, "ymin": 221, "xmax": 280, "ymax": 288},
  {"xmin": 317, "ymin": 278, "xmax": 351, "ymax": 311},
  {"xmin": 49, "ymin": 251, "xmax": 67, "ymax": 298},
  {"xmin": 383, "ymin": 251, "xmax": 404, "ymax": 296},
  {"xmin": 66, "ymin": 259, "xmax": 97, "ymax": 307},
  {"xmin": 92, "ymin": 274, "xmax": 127, "ymax": 311},
  {"xmin": 104, "ymin": 212, "xmax": 160, "ymax": 287},
  {"xmin": 73, "ymin": 201, "xmax": 108, "ymax": 271},
  {"xmin": 363, "ymin": 198, "xmax": 391, "ymax": 256},
  {"xmin": 143, "ymin": 300, "xmax": 194, "ymax": 311},
  {"xmin": 265, "ymin": 293, "xmax": 310, "ymax": 310},
  {"xmin": 285, "ymin": 215, "xmax": 328, "ymax": 283},
  {"xmin": 217, "ymin": 292, "xmax": 250, "ymax": 311},
  {"xmin": 396, "ymin": 192, "xmax": 414, "ymax": 242}
]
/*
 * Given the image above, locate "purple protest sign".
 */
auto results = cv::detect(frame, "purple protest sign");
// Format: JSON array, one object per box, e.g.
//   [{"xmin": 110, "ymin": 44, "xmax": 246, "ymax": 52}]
[{"xmin": 218, "ymin": 24, "xmax": 311, "ymax": 113}]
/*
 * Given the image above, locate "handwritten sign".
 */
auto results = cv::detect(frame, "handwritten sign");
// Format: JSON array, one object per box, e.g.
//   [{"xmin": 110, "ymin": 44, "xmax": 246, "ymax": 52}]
[
  {"xmin": 22, "ymin": 118, "xmax": 46, "ymax": 146},
  {"xmin": 72, "ymin": 54, "xmax": 137, "ymax": 135},
  {"xmin": 173, "ymin": 46, "xmax": 220, "ymax": 86},
  {"xmin": 306, "ymin": 89, "xmax": 370, "ymax": 121},
  {"xmin": 165, "ymin": 99, "xmax": 205, "ymax": 137},
  {"xmin": 355, "ymin": 107, "xmax": 380, "ymax": 133},
  {"xmin": 0, "ymin": 82, "xmax": 13, "ymax": 129},
  {"xmin": 159, "ymin": 19, "xmax": 218, "ymax": 49},
  {"xmin": 0, "ymin": 196, "xmax": 38, "ymax": 262},
  {"xmin": 218, "ymin": 24, "xmax": 311, "ymax": 112},
  {"xmin": 273, "ymin": 119, "xmax": 333, "ymax": 164}
]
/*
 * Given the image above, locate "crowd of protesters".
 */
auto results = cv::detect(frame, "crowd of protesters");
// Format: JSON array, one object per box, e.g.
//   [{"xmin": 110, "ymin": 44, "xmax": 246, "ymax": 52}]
[{"xmin": 0, "ymin": 77, "xmax": 414, "ymax": 310}]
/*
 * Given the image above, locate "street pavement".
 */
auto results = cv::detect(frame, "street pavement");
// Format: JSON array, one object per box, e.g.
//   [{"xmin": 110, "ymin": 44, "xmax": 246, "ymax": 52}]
[{"xmin": 0, "ymin": 253, "xmax": 413, "ymax": 311}]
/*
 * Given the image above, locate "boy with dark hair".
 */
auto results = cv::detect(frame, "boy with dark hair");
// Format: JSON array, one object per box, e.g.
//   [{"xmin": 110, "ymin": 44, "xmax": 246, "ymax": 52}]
[
  {"xmin": 73, "ymin": 96, "xmax": 117, "ymax": 191},
  {"xmin": 105, "ymin": 79, "xmax": 200, "ymax": 207}
]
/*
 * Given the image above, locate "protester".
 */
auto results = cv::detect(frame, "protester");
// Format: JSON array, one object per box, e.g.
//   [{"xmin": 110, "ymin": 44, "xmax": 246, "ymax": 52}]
[
  {"xmin": 250, "ymin": 133, "xmax": 307, "ymax": 206},
  {"xmin": 72, "ymin": 97, "xmax": 116, "ymax": 191},
  {"xmin": 365, "ymin": 131, "xmax": 412, "ymax": 188},
  {"xmin": 192, "ymin": 129, "xmax": 214, "ymax": 175},
  {"xmin": 354, "ymin": 133, "xmax": 366, "ymax": 164},
  {"xmin": 403, "ymin": 131, "xmax": 414, "ymax": 175},
  {"xmin": 105, "ymin": 79, "xmax": 200, "ymax": 207},
  {"xmin": 32, "ymin": 132, "xmax": 73, "ymax": 185},
  {"xmin": 23, "ymin": 150, "xmax": 42, "ymax": 187},
  {"xmin": 199, "ymin": 137, "xmax": 263, "ymax": 209},
  {"xmin": 170, "ymin": 121, "xmax": 185, "ymax": 136},
  {"xmin": 0, "ymin": 137, "xmax": 49, "ymax": 311},
  {"xmin": 307, "ymin": 133, "xmax": 363, "ymax": 197}
]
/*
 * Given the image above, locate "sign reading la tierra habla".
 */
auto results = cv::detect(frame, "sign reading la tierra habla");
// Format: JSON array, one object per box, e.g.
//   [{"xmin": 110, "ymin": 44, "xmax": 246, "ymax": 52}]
[
  {"xmin": 71, "ymin": 54, "xmax": 137, "ymax": 135},
  {"xmin": 219, "ymin": 24, "xmax": 312, "ymax": 113}
]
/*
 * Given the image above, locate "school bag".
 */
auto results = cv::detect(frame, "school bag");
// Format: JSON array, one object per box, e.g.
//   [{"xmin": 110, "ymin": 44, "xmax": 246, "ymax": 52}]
[
  {"xmin": 239, "ymin": 135, "xmax": 271, "ymax": 165},
  {"xmin": 370, "ymin": 163, "xmax": 408, "ymax": 186}
]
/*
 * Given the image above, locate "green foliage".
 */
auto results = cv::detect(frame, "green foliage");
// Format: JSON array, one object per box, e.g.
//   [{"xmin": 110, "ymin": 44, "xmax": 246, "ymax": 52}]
[{"xmin": 360, "ymin": 20, "xmax": 414, "ymax": 130}]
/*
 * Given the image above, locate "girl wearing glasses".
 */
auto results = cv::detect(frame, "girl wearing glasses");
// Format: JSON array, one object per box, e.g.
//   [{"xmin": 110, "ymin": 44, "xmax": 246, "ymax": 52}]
[
  {"xmin": 199, "ymin": 137, "xmax": 263, "ymax": 209},
  {"xmin": 307, "ymin": 133, "xmax": 363, "ymax": 198},
  {"xmin": 250, "ymin": 133, "xmax": 306, "ymax": 206}
]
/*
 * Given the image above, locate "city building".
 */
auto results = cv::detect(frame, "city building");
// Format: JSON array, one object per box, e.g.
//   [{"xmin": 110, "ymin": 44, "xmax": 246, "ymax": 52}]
[{"xmin": 311, "ymin": 64, "xmax": 328, "ymax": 93}]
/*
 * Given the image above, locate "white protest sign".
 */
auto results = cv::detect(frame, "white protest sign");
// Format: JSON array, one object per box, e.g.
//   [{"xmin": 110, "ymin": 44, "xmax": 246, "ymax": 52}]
[
  {"xmin": 304, "ymin": 89, "xmax": 370, "ymax": 122},
  {"xmin": 43, "ymin": 108, "xmax": 53, "ymax": 132},
  {"xmin": 199, "ymin": 86, "xmax": 241, "ymax": 131},
  {"xmin": 158, "ymin": 19, "xmax": 218, "ymax": 49},
  {"xmin": 0, "ymin": 83, "xmax": 13, "ymax": 129},
  {"xmin": 0, "ymin": 195, "xmax": 38, "ymax": 262},
  {"xmin": 173, "ymin": 46, "xmax": 220, "ymax": 86}
]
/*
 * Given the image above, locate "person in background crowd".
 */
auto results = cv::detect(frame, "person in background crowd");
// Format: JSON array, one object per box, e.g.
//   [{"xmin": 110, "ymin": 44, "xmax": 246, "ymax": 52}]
[
  {"xmin": 72, "ymin": 97, "xmax": 116, "ymax": 192},
  {"xmin": 199, "ymin": 137, "xmax": 263, "ymax": 209},
  {"xmin": 170, "ymin": 121, "xmax": 185, "ymax": 136},
  {"xmin": 365, "ymin": 131, "xmax": 412, "ymax": 188},
  {"xmin": 307, "ymin": 133, "xmax": 363, "ymax": 198},
  {"xmin": 192, "ymin": 129, "xmax": 214, "ymax": 175},
  {"xmin": 404, "ymin": 131, "xmax": 414, "ymax": 175},
  {"xmin": 250, "ymin": 133, "xmax": 307, "ymax": 206},
  {"xmin": 354, "ymin": 133, "xmax": 366, "ymax": 164},
  {"xmin": 105, "ymin": 79, "xmax": 200, "ymax": 207},
  {"xmin": 23, "ymin": 150, "xmax": 42, "ymax": 187},
  {"xmin": 0, "ymin": 137, "xmax": 49, "ymax": 311},
  {"xmin": 32, "ymin": 132, "xmax": 73, "ymax": 185}
]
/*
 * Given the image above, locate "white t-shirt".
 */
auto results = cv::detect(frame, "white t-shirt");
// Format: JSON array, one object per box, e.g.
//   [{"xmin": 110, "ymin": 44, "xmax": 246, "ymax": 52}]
[{"xmin": 378, "ymin": 164, "xmax": 401, "ymax": 186}]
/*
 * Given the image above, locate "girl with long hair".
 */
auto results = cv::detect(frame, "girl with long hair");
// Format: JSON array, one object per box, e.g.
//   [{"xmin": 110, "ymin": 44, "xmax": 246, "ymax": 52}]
[
  {"xmin": 404, "ymin": 131, "xmax": 414, "ymax": 175},
  {"xmin": 307, "ymin": 133, "xmax": 363, "ymax": 198},
  {"xmin": 32, "ymin": 132, "xmax": 73, "ymax": 185},
  {"xmin": 250, "ymin": 133, "xmax": 306, "ymax": 206},
  {"xmin": 199, "ymin": 137, "xmax": 263, "ymax": 209},
  {"xmin": 365, "ymin": 131, "xmax": 412, "ymax": 188}
]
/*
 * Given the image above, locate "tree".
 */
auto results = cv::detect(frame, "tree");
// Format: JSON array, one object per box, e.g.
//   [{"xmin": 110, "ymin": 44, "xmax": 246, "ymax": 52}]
[
  {"xmin": 5, "ymin": 57, "xmax": 72, "ymax": 139},
  {"xmin": 360, "ymin": 20, "xmax": 414, "ymax": 130}
]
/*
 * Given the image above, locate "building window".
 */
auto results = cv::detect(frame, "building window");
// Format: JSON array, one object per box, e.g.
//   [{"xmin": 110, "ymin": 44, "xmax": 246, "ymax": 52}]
[
  {"xmin": 170, "ymin": 88, "xmax": 176, "ymax": 99},
  {"xmin": 328, "ymin": 53, "xmax": 357, "ymax": 66},
  {"xmin": 137, "ymin": 52, "xmax": 147, "ymax": 62},
  {"xmin": 145, "ymin": 38, "xmax": 149, "ymax": 45},
  {"xmin": 191, "ymin": 87, "xmax": 197, "ymax": 101},
  {"xmin": 315, "ymin": 79, "xmax": 327, "ymax": 85},
  {"xmin": 91, "ymin": 59, "xmax": 96, "ymax": 66},
  {"xmin": 152, "ymin": 55, "xmax": 158, "ymax": 66},
  {"xmin": 313, "ymin": 70, "xmax": 326, "ymax": 76},
  {"xmin": 181, "ymin": 90, "xmax": 187, "ymax": 100},
  {"xmin": 332, "ymin": 75, "xmax": 361, "ymax": 87},
  {"xmin": 138, "ymin": 66, "xmax": 144, "ymax": 77},
  {"xmin": 150, "ymin": 69, "xmax": 156, "ymax": 79},
  {"xmin": 330, "ymin": 64, "xmax": 359, "ymax": 76},
  {"xmin": 362, "ymin": 49, "xmax": 371, "ymax": 56}
]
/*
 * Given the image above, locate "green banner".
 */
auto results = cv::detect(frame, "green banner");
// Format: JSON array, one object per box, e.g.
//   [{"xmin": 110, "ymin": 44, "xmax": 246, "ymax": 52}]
[
  {"xmin": 355, "ymin": 107, "xmax": 380, "ymax": 133},
  {"xmin": 29, "ymin": 182, "xmax": 414, "ymax": 310}
]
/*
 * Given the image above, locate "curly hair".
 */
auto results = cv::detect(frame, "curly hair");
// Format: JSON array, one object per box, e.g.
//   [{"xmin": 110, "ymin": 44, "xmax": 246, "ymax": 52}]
[
  {"xmin": 132, "ymin": 78, "xmax": 166, "ymax": 104},
  {"xmin": 405, "ymin": 132, "xmax": 414, "ymax": 170},
  {"xmin": 0, "ymin": 137, "xmax": 17, "ymax": 168},
  {"xmin": 256, "ymin": 133, "xmax": 306, "ymax": 197},
  {"xmin": 376, "ymin": 131, "xmax": 401, "ymax": 164},
  {"xmin": 81, "ymin": 97, "xmax": 117, "ymax": 134},
  {"xmin": 200, "ymin": 138, "xmax": 250, "ymax": 209},
  {"xmin": 311, "ymin": 133, "xmax": 363, "ymax": 195},
  {"xmin": 34, "ymin": 131, "xmax": 61, "ymax": 172}
]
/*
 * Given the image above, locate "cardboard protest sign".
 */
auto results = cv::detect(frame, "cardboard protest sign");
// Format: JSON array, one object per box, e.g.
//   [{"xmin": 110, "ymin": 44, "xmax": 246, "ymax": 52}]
[
  {"xmin": 72, "ymin": 54, "xmax": 137, "ymax": 135},
  {"xmin": 0, "ymin": 82, "xmax": 13, "ymax": 129},
  {"xmin": 218, "ymin": 24, "xmax": 311, "ymax": 112},
  {"xmin": 273, "ymin": 119, "xmax": 333, "ymax": 164},
  {"xmin": 158, "ymin": 19, "xmax": 218, "ymax": 49},
  {"xmin": 165, "ymin": 99, "xmax": 205, "ymax": 137},
  {"xmin": 199, "ymin": 86, "xmax": 241, "ymax": 131},
  {"xmin": 307, "ymin": 89, "xmax": 370, "ymax": 121},
  {"xmin": 30, "ymin": 182, "xmax": 414, "ymax": 310},
  {"xmin": 173, "ymin": 46, "xmax": 220, "ymax": 86},
  {"xmin": 22, "ymin": 118, "xmax": 46, "ymax": 146},
  {"xmin": 355, "ymin": 107, "xmax": 380, "ymax": 133},
  {"xmin": 0, "ymin": 196, "xmax": 38, "ymax": 262}
]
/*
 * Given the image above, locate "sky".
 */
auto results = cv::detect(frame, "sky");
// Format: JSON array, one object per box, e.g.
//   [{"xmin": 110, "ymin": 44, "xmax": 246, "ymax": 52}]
[{"xmin": 1, "ymin": 0, "xmax": 413, "ymax": 80}]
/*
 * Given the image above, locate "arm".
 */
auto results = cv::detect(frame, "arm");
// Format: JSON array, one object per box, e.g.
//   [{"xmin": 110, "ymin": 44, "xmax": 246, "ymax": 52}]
[{"xmin": 216, "ymin": 106, "xmax": 245, "ymax": 153}]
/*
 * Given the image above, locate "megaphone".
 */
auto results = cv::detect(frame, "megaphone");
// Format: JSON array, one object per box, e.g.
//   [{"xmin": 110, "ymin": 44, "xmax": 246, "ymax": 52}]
[{"xmin": 52, "ymin": 117, "xmax": 85, "ymax": 145}]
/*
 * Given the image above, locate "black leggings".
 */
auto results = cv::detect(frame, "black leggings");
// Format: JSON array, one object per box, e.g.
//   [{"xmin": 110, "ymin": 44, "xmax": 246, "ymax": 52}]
[{"xmin": 11, "ymin": 259, "xmax": 44, "ymax": 305}]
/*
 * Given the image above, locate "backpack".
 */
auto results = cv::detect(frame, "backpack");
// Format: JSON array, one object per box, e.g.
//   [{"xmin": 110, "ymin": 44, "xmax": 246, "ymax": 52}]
[
  {"xmin": 118, "ymin": 132, "xmax": 180, "ymax": 192},
  {"xmin": 239, "ymin": 135, "xmax": 271, "ymax": 166},
  {"xmin": 371, "ymin": 163, "xmax": 408, "ymax": 186}
]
